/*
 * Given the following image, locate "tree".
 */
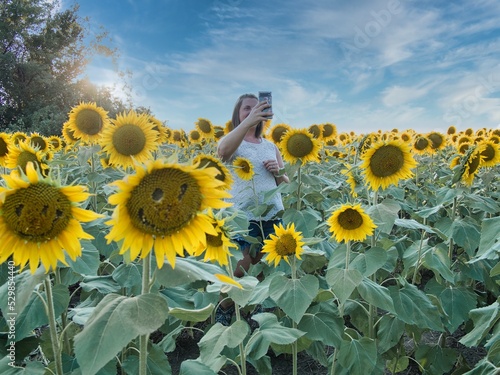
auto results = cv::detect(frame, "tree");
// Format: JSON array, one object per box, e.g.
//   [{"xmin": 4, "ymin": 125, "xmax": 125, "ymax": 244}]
[{"xmin": 0, "ymin": 0, "xmax": 127, "ymax": 135}]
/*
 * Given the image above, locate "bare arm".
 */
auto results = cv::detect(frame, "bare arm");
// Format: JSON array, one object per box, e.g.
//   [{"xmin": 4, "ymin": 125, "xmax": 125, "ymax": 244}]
[
  {"xmin": 274, "ymin": 146, "xmax": 289, "ymax": 184},
  {"xmin": 217, "ymin": 101, "xmax": 271, "ymax": 162}
]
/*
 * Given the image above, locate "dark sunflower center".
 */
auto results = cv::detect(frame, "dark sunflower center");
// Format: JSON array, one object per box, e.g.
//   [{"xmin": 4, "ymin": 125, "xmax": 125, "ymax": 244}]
[
  {"xmin": 308, "ymin": 125, "xmax": 321, "ymax": 139},
  {"xmin": 272, "ymin": 127, "xmax": 288, "ymax": 143},
  {"xmin": 199, "ymin": 159, "xmax": 226, "ymax": 182},
  {"xmin": 17, "ymin": 151, "xmax": 41, "ymax": 173},
  {"xmin": 30, "ymin": 136, "xmax": 46, "ymax": 150},
  {"xmin": 369, "ymin": 145, "xmax": 404, "ymax": 177},
  {"xmin": 481, "ymin": 144, "xmax": 495, "ymax": 162},
  {"xmin": 415, "ymin": 138, "xmax": 429, "ymax": 150},
  {"xmin": 198, "ymin": 119, "xmax": 212, "ymax": 134},
  {"xmin": 206, "ymin": 232, "xmax": 224, "ymax": 247},
  {"xmin": 338, "ymin": 208, "xmax": 363, "ymax": 230},
  {"xmin": 322, "ymin": 124, "xmax": 334, "ymax": 137},
  {"xmin": 428, "ymin": 133, "xmax": 443, "ymax": 149},
  {"xmin": 191, "ymin": 131, "xmax": 201, "ymax": 140},
  {"xmin": 274, "ymin": 233, "xmax": 297, "ymax": 256},
  {"xmin": 458, "ymin": 143, "xmax": 470, "ymax": 154},
  {"xmin": 13, "ymin": 135, "xmax": 26, "ymax": 145},
  {"xmin": 50, "ymin": 138, "xmax": 61, "ymax": 149},
  {"xmin": 76, "ymin": 108, "xmax": 103, "ymax": 135},
  {"xmin": 3, "ymin": 183, "xmax": 72, "ymax": 242},
  {"xmin": 240, "ymin": 161, "xmax": 251, "ymax": 173},
  {"xmin": 126, "ymin": 167, "xmax": 202, "ymax": 236},
  {"xmin": 467, "ymin": 153, "xmax": 481, "ymax": 175},
  {"xmin": 287, "ymin": 134, "xmax": 314, "ymax": 157},
  {"xmin": 0, "ymin": 138, "xmax": 9, "ymax": 157},
  {"xmin": 112, "ymin": 124, "xmax": 147, "ymax": 156}
]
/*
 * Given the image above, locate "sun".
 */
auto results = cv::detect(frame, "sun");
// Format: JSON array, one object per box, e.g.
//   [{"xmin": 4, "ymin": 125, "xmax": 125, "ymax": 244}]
[
  {"xmin": 0, "ymin": 162, "xmax": 102, "ymax": 273},
  {"xmin": 105, "ymin": 159, "xmax": 231, "ymax": 268}
]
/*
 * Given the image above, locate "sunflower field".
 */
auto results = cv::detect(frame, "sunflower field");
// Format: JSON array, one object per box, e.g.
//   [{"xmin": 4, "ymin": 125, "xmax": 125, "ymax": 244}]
[{"xmin": 0, "ymin": 103, "xmax": 499, "ymax": 375}]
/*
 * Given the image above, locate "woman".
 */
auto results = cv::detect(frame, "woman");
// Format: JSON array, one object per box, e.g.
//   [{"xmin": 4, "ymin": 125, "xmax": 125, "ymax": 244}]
[{"xmin": 215, "ymin": 93, "xmax": 289, "ymax": 325}]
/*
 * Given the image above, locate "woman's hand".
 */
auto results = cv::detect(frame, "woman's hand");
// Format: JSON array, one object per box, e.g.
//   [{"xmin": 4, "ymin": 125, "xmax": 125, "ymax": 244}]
[
  {"xmin": 263, "ymin": 159, "xmax": 281, "ymax": 176},
  {"xmin": 241, "ymin": 101, "xmax": 273, "ymax": 129}
]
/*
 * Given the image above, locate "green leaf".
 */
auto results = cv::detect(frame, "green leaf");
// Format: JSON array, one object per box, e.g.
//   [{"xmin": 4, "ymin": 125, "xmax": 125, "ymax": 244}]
[
  {"xmin": 246, "ymin": 313, "xmax": 305, "ymax": 359},
  {"xmin": 180, "ymin": 360, "xmax": 217, "ymax": 375},
  {"xmin": 298, "ymin": 305, "xmax": 344, "ymax": 347},
  {"xmin": 74, "ymin": 293, "xmax": 169, "ymax": 375},
  {"xmin": 460, "ymin": 302, "xmax": 500, "ymax": 347},
  {"xmin": 386, "ymin": 356, "xmax": 409, "ymax": 373},
  {"xmin": 350, "ymin": 247, "xmax": 388, "ymax": 277},
  {"xmin": 269, "ymin": 274, "xmax": 319, "ymax": 323},
  {"xmin": 121, "ymin": 343, "xmax": 172, "ymax": 375},
  {"xmin": 282, "ymin": 208, "xmax": 319, "ymax": 238},
  {"xmin": 395, "ymin": 218, "xmax": 445, "ymax": 239},
  {"xmin": 451, "ymin": 218, "xmax": 481, "ymax": 256},
  {"xmin": 473, "ymin": 216, "xmax": 500, "ymax": 261},
  {"xmin": 377, "ymin": 315, "xmax": 405, "ymax": 353},
  {"xmin": 389, "ymin": 281, "xmax": 444, "ymax": 331},
  {"xmin": 367, "ymin": 199, "xmax": 400, "ymax": 234},
  {"xmin": 422, "ymin": 245, "xmax": 455, "ymax": 284},
  {"xmin": 198, "ymin": 320, "xmax": 249, "ymax": 361},
  {"xmin": 112, "ymin": 263, "xmax": 142, "ymax": 288},
  {"xmin": 155, "ymin": 257, "xmax": 225, "ymax": 287},
  {"xmin": 65, "ymin": 240, "xmax": 100, "ymax": 276},
  {"xmin": 338, "ymin": 337, "xmax": 377, "ymax": 374},
  {"xmin": 439, "ymin": 286, "xmax": 477, "ymax": 333},
  {"xmin": 227, "ymin": 276, "xmax": 259, "ymax": 307},
  {"xmin": 415, "ymin": 204, "xmax": 444, "ymax": 219},
  {"xmin": 169, "ymin": 303, "xmax": 214, "ymax": 322},
  {"xmin": 80, "ymin": 275, "xmax": 121, "ymax": 294},
  {"xmin": 357, "ymin": 277, "xmax": 395, "ymax": 314},
  {"xmin": 0, "ymin": 268, "xmax": 46, "ymax": 317},
  {"xmin": 415, "ymin": 345, "xmax": 457, "ymax": 375},
  {"xmin": 326, "ymin": 268, "xmax": 363, "ymax": 306}
]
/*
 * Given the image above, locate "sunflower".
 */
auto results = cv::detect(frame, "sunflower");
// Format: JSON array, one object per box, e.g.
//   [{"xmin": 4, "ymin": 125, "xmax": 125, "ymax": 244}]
[
  {"xmin": 308, "ymin": 124, "xmax": 323, "ymax": 140},
  {"xmin": 461, "ymin": 145, "xmax": 485, "ymax": 186},
  {"xmin": 0, "ymin": 162, "xmax": 102, "ymax": 273},
  {"xmin": 321, "ymin": 123, "xmax": 337, "ymax": 141},
  {"xmin": 427, "ymin": 132, "xmax": 447, "ymax": 151},
  {"xmin": 105, "ymin": 159, "xmax": 231, "ymax": 268},
  {"xmin": 172, "ymin": 129, "xmax": 187, "ymax": 146},
  {"xmin": 149, "ymin": 116, "xmax": 169, "ymax": 143},
  {"xmin": 269, "ymin": 123, "xmax": 291, "ymax": 145},
  {"xmin": 10, "ymin": 132, "xmax": 27, "ymax": 146},
  {"xmin": 193, "ymin": 153, "xmax": 233, "ymax": 189},
  {"xmin": 28, "ymin": 132, "xmax": 49, "ymax": 152},
  {"xmin": 360, "ymin": 139, "xmax": 417, "ymax": 191},
  {"xmin": 213, "ymin": 126, "xmax": 226, "ymax": 140},
  {"xmin": 327, "ymin": 203, "xmax": 376, "ymax": 243},
  {"xmin": 232, "ymin": 156, "xmax": 254, "ymax": 180},
  {"xmin": 280, "ymin": 128, "xmax": 321, "ymax": 165},
  {"xmin": 192, "ymin": 209, "xmax": 237, "ymax": 266},
  {"xmin": 341, "ymin": 164, "xmax": 359, "ymax": 198},
  {"xmin": 261, "ymin": 222, "xmax": 304, "ymax": 267},
  {"xmin": 6, "ymin": 141, "xmax": 49, "ymax": 176},
  {"xmin": 477, "ymin": 140, "xmax": 500, "ymax": 168},
  {"xmin": 100, "ymin": 110, "xmax": 158, "ymax": 168},
  {"xmin": 0, "ymin": 132, "xmax": 11, "ymax": 167},
  {"xmin": 62, "ymin": 121, "xmax": 79, "ymax": 147},
  {"xmin": 447, "ymin": 126, "xmax": 457, "ymax": 135},
  {"xmin": 195, "ymin": 118, "xmax": 215, "ymax": 140},
  {"xmin": 47, "ymin": 135, "xmax": 63, "ymax": 152},
  {"xmin": 457, "ymin": 142, "xmax": 472, "ymax": 155},
  {"xmin": 66, "ymin": 102, "xmax": 109, "ymax": 144},
  {"xmin": 189, "ymin": 129, "xmax": 202, "ymax": 144},
  {"xmin": 412, "ymin": 135, "xmax": 430, "ymax": 155}
]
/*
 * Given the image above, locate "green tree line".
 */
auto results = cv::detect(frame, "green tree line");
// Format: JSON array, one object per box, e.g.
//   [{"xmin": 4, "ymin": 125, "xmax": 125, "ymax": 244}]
[{"xmin": 0, "ymin": 0, "xmax": 130, "ymax": 136}]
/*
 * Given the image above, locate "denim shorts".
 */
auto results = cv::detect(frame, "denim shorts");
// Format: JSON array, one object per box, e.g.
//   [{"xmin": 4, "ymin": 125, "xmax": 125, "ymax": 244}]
[{"xmin": 234, "ymin": 219, "xmax": 282, "ymax": 252}]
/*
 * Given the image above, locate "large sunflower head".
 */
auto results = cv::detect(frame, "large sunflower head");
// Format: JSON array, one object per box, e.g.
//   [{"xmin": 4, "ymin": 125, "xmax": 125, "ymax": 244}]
[
  {"xmin": 262, "ymin": 222, "xmax": 305, "ymax": 267},
  {"xmin": 321, "ymin": 123, "xmax": 337, "ymax": 141},
  {"xmin": 6, "ymin": 141, "xmax": 49, "ymax": 176},
  {"xmin": 280, "ymin": 128, "xmax": 322, "ymax": 165},
  {"xmin": 193, "ymin": 154, "xmax": 233, "ymax": 189},
  {"xmin": 232, "ymin": 156, "xmax": 254, "ymax": 180},
  {"xmin": 62, "ymin": 121, "xmax": 79, "ymax": 148},
  {"xmin": 461, "ymin": 145, "xmax": 485, "ymax": 186},
  {"xmin": 0, "ymin": 132, "xmax": 11, "ymax": 167},
  {"xmin": 100, "ymin": 110, "xmax": 159, "ymax": 168},
  {"xmin": 412, "ymin": 135, "xmax": 430, "ymax": 155},
  {"xmin": 0, "ymin": 162, "xmax": 102, "ymax": 273},
  {"xmin": 192, "ymin": 209, "xmax": 237, "ymax": 266},
  {"xmin": 327, "ymin": 203, "xmax": 377, "ymax": 243},
  {"xmin": 105, "ymin": 159, "xmax": 231, "ymax": 268},
  {"xmin": 427, "ymin": 132, "xmax": 447, "ymax": 152},
  {"xmin": 477, "ymin": 140, "xmax": 500, "ymax": 168},
  {"xmin": 66, "ymin": 102, "xmax": 109, "ymax": 144},
  {"xmin": 148, "ymin": 116, "xmax": 169, "ymax": 143},
  {"xmin": 361, "ymin": 139, "xmax": 417, "ymax": 191}
]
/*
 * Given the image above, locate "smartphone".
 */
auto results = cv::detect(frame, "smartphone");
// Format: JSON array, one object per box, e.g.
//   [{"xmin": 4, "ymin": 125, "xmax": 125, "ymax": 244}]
[{"xmin": 258, "ymin": 91, "xmax": 272, "ymax": 118}]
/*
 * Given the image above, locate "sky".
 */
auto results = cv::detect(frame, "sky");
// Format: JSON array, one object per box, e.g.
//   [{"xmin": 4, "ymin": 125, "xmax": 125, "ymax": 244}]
[{"xmin": 62, "ymin": 0, "xmax": 500, "ymax": 134}]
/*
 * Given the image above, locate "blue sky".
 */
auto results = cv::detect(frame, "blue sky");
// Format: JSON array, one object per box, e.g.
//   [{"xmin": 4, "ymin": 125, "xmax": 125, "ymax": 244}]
[{"xmin": 63, "ymin": 0, "xmax": 500, "ymax": 134}]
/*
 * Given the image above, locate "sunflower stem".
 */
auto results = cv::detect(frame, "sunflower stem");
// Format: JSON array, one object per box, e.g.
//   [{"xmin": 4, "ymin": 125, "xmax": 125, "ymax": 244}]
[
  {"xmin": 345, "ymin": 241, "xmax": 351, "ymax": 271},
  {"xmin": 226, "ymin": 260, "xmax": 247, "ymax": 375},
  {"xmin": 297, "ymin": 165, "xmax": 302, "ymax": 211},
  {"xmin": 411, "ymin": 220, "xmax": 427, "ymax": 285},
  {"xmin": 90, "ymin": 149, "xmax": 98, "ymax": 212},
  {"xmin": 448, "ymin": 196, "xmax": 457, "ymax": 263},
  {"xmin": 44, "ymin": 275, "xmax": 63, "ymax": 375},
  {"xmin": 54, "ymin": 269, "xmax": 71, "ymax": 355},
  {"xmin": 291, "ymin": 256, "xmax": 298, "ymax": 375},
  {"xmin": 139, "ymin": 252, "xmax": 151, "ymax": 375}
]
